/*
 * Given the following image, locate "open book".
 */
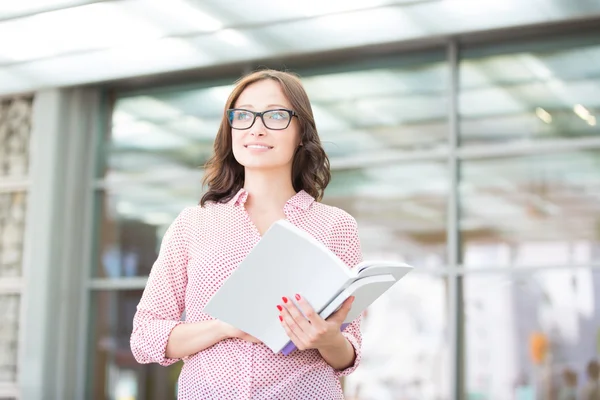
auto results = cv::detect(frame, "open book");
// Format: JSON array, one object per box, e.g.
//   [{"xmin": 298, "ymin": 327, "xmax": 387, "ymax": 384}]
[{"xmin": 203, "ymin": 219, "xmax": 413, "ymax": 355}]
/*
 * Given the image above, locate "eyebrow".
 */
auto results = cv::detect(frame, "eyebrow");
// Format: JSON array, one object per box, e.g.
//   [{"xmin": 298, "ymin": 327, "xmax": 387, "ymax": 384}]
[{"xmin": 235, "ymin": 104, "xmax": 290, "ymax": 109}]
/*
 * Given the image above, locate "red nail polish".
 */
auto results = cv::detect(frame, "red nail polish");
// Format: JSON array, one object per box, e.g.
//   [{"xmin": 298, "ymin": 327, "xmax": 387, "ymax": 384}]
[
  {"xmin": 295, "ymin": 294, "xmax": 301, "ymax": 301},
  {"xmin": 282, "ymin": 297, "xmax": 288, "ymax": 303},
  {"xmin": 279, "ymin": 315, "xmax": 283, "ymax": 321},
  {"xmin": 277, "ymin": 305, "xmax": 282, "ymax": 311}
]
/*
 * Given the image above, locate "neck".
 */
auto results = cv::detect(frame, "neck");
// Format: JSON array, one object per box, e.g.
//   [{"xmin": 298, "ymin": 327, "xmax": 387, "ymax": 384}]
[{"xmin": 243, "ymin": 168, "xmax": 296, "ymax": 212}]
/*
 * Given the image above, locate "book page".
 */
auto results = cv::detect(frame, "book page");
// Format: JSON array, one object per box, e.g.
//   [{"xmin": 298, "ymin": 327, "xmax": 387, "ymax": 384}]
[
  {"xmin": 354, "ymin": 261, "xmax": 413, "ymax": 281},
  {"xmin": 203, "ymin": 220, "xmax": 354, "ymax": 353}
]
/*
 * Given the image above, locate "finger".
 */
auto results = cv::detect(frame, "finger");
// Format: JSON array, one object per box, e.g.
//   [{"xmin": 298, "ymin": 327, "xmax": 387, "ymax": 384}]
[
  {"xmin": 279, "ymin": 311, "xmax": 307, "ymax": 350},
  {"xmin": 279, "ymin": 300, "xmax": 309, "ymax": 338},
  {"xmin": 280, "ymin": 296, "xmax": 313, "ymax": 333},
  {"xmin": 328, "ymin": 296, "xmax": 355, "ymax": 324},
  {"xmin": 235, "ymin": 330, "xmax": 261, "ymax": 344},
  {"xmin": 243, "ymin": 333, "xmax": 262, "ymax": 344},
  {"xmin": 293, "ymin": 293, "xmax": 323, "ymax": 326},
  {"xmin": 250, "ymin": 336, "xmax": 262, "ymax": 344}
]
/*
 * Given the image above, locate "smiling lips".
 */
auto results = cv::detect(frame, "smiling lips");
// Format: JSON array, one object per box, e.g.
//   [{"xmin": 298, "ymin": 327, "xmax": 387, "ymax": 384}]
[{"xmin": 245, "ymin": 143, "xmax": 273, "ymax": 150}]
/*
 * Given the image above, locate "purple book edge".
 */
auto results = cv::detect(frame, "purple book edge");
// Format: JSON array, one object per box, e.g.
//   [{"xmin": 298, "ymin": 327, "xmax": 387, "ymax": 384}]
[{"xmin": 281, "ymin": 323, "xmax": 350, "ymax": 356}]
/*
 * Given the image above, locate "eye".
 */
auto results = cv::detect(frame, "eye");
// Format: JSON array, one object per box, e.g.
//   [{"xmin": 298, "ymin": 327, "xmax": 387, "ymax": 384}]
[
  {"xmin": 268, "ymin": 111, "xmax": 288, "ymax": 120},
  {"xmin": 234, "ymin": 111, "xmax": 252, "ymax": 120}
]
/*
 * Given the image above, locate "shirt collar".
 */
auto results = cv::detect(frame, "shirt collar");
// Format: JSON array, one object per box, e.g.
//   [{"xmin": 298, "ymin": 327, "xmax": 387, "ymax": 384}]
[
  {"xmin": 228, "ymin": 188, "xmax": 315, "ymax": 210},
  {"xmin": 228, "ymin": 188, "xmax": 248, "ymax": 206},
  {"xmin": 286, "ymin": 190, "xmax": 315, "ymax": 210}
]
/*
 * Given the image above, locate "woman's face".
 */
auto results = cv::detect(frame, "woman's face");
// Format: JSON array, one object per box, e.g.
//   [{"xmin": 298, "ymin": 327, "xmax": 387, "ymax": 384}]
[{"xmin": 230, "ymin": 79, "xmax": 301, "ymax": 172}]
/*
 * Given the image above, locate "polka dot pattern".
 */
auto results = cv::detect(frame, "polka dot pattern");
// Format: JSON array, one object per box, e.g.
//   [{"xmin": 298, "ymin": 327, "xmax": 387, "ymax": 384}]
[{"xmin": 130, "ymin": 188, "xmax": 363, "ymax": 399}]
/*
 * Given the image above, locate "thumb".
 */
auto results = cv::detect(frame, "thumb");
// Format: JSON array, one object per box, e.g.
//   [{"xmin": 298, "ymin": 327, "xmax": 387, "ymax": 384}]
[{"xmin": 329, "ymin": 296, "xmax": 355, "ymax": 324}]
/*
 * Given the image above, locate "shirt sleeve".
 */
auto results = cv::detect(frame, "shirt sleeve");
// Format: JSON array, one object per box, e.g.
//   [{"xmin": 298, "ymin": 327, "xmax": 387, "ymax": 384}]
[
  {"xmin": 130, "ymin": 208, "xmax": 190, "ymax": 366},
  {"xmin": 333, "ymin": 216, "xmax": 363, "ymax": 377}
]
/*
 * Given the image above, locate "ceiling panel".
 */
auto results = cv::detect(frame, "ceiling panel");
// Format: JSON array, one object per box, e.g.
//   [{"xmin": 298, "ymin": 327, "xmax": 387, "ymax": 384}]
[
  {"xmin": 197, "ymin": 0, "xmax": 426, "ymax": 25},
  {"xmin": 0, "ymin": 2, "xmax": 166, "ymax": 62},
  {"xmin": 188, "ymin": 29, "xmax": 277, "ymax": 64},
  {"xmin": 1, "ymin": 0, "xmax": 599, "ymax": 96},
  {"xmin": 120, "ymin": 0, "xmax": 226, "ymax": 35},
  {"xmin": 6, "ymin": 38, "xmax": 213, "ymax": 86},
  {"xmin": 0, "ymin": 0, "xmax": 91, "ymax": 19},
  {"xmin": 256, "ymin": 7, "xmax": 424, "ymax": 53}
]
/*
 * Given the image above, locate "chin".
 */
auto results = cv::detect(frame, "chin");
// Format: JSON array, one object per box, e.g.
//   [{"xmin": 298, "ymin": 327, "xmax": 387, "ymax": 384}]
[
  {"xmin": 235, "ymin": 156, "xmax": 289, "ymax": 171},
  {"xmin": 241, "ymin": 161, "xmax": 284, "ymax": 171}
]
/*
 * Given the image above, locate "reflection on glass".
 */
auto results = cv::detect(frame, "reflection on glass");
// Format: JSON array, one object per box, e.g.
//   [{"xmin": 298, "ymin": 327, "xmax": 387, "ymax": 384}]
[
  {"xmin": 345, "ymin": 273, "xmax": 449, "ymax": 400},
  {"xmin": 0, "ymin": 97, "xmax": 32, "ymax": 178},
  {"xmin": 0, "ymin": 294, "xmax": 19, "ymax": 383},
  {"xmin": 325, "ymin": 162, "xmax": 448, "ymax": 267},
  {"xmin": 465, "ymin": 269, "xmax": 600, "ymax": 400},
  {"xmin": 459, "ymin": 38, "xmax": 600, "ymax": 146},
  {"xmin": 87, "ymin": 290, "xmax": 180, "ymax": 400},
  {"xmin": 460, "ymin": 151, "xmax": 600, "ymax": 268},
  {"xmin": 302, "ymin": 60, "xmax": 448, "ymax": 159},
  {"xmin": 93, "ymin": 182, "xmax": 202, "ymax": 278},
  {"xmin": 104, "ymin": 85, "xmax": 233, "ymax": 182},
  {"xmin": 95, "ymin": 158, "xmax": 449, "ymax": 278},
  {"xmin": 87, "ymin": 277, "xmax": 447, "ymax": 400},
  {"xmin": 103, "ymin": 54, "xmax": 448, "ymax": 182},
  {"xmin": 0, "ymin": 192, "xmax": 27, "ymax": 277}
]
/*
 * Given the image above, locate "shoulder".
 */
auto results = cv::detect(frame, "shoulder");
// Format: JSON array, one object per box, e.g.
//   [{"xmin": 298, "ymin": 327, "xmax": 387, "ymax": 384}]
[
  {"xmin": 309, "ymin": 202, "xmax": 362, "ymax": 260},
  {"xmin": 174, "ymin": 205, "xmax": 204, "ymax": 225},
  {"xmin": 175, "ymin": 202, "xmax": 225, "ymax": 225},
  {"xmin": 309, "ymin": 201, "xmax": 358, "ymax": 233},
  {"xmin": 174, "ymin": 201, "xmax": 238, "ymax": 230}
]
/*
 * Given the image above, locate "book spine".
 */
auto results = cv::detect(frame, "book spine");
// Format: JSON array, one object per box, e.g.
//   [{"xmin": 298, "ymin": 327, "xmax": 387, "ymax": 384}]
[{"xmin": 280, "ymin": 323, "xmax": 350, "ymax": 356}]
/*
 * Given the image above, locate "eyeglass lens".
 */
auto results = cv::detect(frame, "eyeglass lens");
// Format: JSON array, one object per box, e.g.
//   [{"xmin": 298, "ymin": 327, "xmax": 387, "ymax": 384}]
[{"xmin": 229, "ymin": 110, "xmax": 291, "ymax": 130}]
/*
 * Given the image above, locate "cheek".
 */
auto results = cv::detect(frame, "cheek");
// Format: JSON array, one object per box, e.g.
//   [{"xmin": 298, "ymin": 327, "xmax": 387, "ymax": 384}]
[
  {"xmin": 280, "ymin": 135, "xmax": 300, "ymax": 159},
  {"xmin": 231, "ymin": 132, "xmax": 246, "ymax": 161},
  {"xmin": 231, "ymin": 132, "xmax": 245, "ymax": 150},
  {"xmin": 284, "ymin": 126, "xmax": 302, "ymax": 154}
]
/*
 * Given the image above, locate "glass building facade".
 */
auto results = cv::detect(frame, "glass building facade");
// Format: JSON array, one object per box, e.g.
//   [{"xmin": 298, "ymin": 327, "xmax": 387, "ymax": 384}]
[{"xmin": 1, "ymin": 8, "xmax": 600, "ymax": 400}]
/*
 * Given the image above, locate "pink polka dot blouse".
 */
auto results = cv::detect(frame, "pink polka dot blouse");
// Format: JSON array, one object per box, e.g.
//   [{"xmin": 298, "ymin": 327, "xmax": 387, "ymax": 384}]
[{"xmin": 130, "ymin": 188, "xmax": 363, "ymax": 399}]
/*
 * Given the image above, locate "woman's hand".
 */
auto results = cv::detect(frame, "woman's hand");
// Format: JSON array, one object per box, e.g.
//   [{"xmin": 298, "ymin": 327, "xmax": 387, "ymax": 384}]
[
  {"xmin": 218, "ymin": 320, "xmax": 262, "ymax": 344},
  {"xmin": 277, "ymin": 294, "xmax": 354, "ymax": 351}
]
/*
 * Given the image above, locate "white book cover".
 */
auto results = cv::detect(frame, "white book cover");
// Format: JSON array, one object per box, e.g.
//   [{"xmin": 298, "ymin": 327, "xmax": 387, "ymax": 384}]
[{"xmin": 203, "ymin": 219, "xmax": 413, "ymax": 354}]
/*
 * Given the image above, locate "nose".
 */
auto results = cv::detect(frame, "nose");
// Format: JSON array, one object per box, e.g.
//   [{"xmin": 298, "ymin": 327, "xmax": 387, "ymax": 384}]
[{"xmin": 250, "ymin": 116, "xmax": 266, "ymax": 136}]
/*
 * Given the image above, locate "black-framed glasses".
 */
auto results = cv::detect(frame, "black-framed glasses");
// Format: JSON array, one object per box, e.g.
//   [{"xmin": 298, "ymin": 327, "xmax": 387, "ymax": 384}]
[{"xmin": 226, "ymin": 108, "xmax": 298, "ymax": 130}]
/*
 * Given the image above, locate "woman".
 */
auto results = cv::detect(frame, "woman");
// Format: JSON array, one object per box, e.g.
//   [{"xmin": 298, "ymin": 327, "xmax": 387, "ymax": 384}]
[
  {"xmin": 130, "ymin": 69, "xmax": 363, "ymax": 399},
  {"xmin": 581, "ymin": 360, "xmax": 600, "ymax": 400},
  {"xmin": 558, "ymin": 368, "xmax": 578, "ymax": 400}
]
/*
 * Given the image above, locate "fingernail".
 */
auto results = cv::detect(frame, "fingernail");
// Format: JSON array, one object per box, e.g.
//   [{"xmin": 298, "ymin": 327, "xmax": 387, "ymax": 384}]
[
  {"xmin": 279, "ymin": 315, "xmax": 283, "ymax": 321},
  {"xmin": 282, "ymin": 296, "xmax": 288, "ymax": 303},
  {"xmin": 277, "ymin": 305, "xmax": 283, "ymax": 311},
  {"xmin": 295, "ymin": 294, "xmax": 301, "ymax": 301}
]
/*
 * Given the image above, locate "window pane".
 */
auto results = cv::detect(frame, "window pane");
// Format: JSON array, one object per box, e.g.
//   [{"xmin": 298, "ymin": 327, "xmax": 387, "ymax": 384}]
[
  {"xmin": 102, "ymin": 85, "xmax": 232, "ymax": 182},
  {"xmin": 0, "ymin": 294, "xmax": 19, "ymax": 383},
  {"xmin": 0, "ymin": 192, "xmax": 27, "ymax": 278},
  {"xmin": 459, "ymin": 37, "xmax": 600, "ymax": 146},
  {"xmin": 87, "ymin": 279, "xmax": 449, "ymax": 400},
  {"xmin": 465, "ymin": 269, "xmax": 600, "ymax": 399},
  {"xmin": 301, "ymin": 55, "xmax": 449, "ymax": 159},
  {"xmin": 93, "ymin": 184, "xmax": 201, "ymax": 278},
  {"xmin": 460, "ymin": 151, "xmax": 600, "ymax": 268},
  {"xmin": 94, "ymin": 158, "xmax": 449, "ymax": 278},
  {"xmin": 101, "ymin": 52, "xmax": 448, "ymax": 182},
  {"xmin": 345, "ymin": 273, "xmax": 450, "ymax": 400},
  {"xmin": 0, "ymin": 97, "xmax": 32, "ymax": 178},
  {"xmin": 325, "ymin": 162, "xmax": 448, "ymax": 267},
  {"xmin": 87, "ymin": 290, "xmax": 180, "ymax": 400}
]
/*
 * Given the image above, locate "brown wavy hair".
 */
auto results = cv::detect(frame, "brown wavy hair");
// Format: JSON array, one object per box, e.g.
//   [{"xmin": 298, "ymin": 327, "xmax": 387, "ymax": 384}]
[{"xmin": 200, "ymin": 69, "xmax": 331, "ymax": 206}]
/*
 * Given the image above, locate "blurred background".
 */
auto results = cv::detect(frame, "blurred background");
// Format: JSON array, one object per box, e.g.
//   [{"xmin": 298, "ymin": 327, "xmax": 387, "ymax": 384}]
[{"xmin": 1, "ymin": 1, "xmax": 600, "ymax": 399}]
